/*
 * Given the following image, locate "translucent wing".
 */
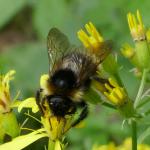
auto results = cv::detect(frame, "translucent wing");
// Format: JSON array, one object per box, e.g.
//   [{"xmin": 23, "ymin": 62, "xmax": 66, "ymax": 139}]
[
  {"xmin": 77, "ymin": 40, "xmax": 113, "ymax": 65},
  {"xmin": 87, "ymin": 40, "xmax": 113, "ymax": 64},
  {"xmin": 97, "ymin": 40, "xmax": 113, "ymax": 63},
  {"xmin": 47, "ymin": 28, "xmax": 71, "ymax": 74}
]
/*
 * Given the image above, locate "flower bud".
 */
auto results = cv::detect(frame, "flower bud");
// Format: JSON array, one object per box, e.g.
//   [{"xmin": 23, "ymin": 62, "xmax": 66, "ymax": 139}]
[
  {"xmin": 121, "ymin": 44, "xmax": 141, "ymax": 68},
  {"xmin": 0, "ymin": 70, "xmax": 19, "ymax": 142},
  {"xmin": 127, "ymin": 10, "xmax": 150, "ymax": 70},
  {"xmin": 0, "ymin": 112, "xmax": 20, "ymax": 143},
  {"xmin": 135, "ymin": 41, "xmax": 150, "ymax": 69}
]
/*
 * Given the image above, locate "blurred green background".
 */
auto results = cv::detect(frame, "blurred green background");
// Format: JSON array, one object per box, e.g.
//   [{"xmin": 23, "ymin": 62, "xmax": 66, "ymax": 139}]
[{"xmin": 0, "ymin": 0, "xmax": 150, "ymax": 149}]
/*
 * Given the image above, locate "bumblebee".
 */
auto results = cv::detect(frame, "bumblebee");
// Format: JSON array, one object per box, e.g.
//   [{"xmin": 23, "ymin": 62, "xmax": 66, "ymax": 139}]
[{"xmin": 36, "ymin": 28, "xmax": 111, "ymax": 127}]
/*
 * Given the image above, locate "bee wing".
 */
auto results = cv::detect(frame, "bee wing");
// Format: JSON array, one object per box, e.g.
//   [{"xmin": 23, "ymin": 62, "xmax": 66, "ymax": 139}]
[
  {"xmin": 93, "ymin": 40, "xmax": 113, "ymax": 64},
  {"xmin": 76, "ymin": 40, "xmax": 113, "ymax": 65},
  {"xmin": 47, "ymin": 28, "xmax": 71, "ymax": 73}
]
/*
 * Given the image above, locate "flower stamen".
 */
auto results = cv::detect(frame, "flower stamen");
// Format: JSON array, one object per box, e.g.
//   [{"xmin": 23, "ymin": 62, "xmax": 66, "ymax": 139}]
[
  {"xmin": 104, "ymin": 78, "xmax": 127, "ymax": 106},
  {"xmin": 127, "ymin": 10, "xmax": 146, "ymax": 41},
  {"xmin": 77, "ymin": 22, "xmax": 104, "ymax": 50}
]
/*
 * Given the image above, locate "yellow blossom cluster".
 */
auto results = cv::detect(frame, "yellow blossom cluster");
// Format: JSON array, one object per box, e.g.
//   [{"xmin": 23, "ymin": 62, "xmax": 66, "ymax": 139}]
[
  {"xmin": 93, "ymin": 78, "xmax": 127, "ymax": 106},
  {"xmin": 127, "ymin": 10, "xmax": 145, "ymax": 41},
  {"xmin": 104, "ymin": 78, "xmax": 127, "ymax": 106},
  {"xmin": 0, "ymin": 70, "xmax": 15, "ymax": 113},
  {"xmin": 78, "ymin": 22, "xmax": 104, "ymax": 51},
  {"xmin": 92, "ymin": 138, "xmax": 150, "ymax": 150}
]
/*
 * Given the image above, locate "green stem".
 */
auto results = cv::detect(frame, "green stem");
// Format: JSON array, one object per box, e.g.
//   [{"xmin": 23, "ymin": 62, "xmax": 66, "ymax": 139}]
[
  {"xmin": 134, "ymin": 69, "xmax": 147, "ymax": 108},
  {"xmin": 114, "ymin": 72, "xmax": 124, "ymax": 87},
  {"xmin": 48, "ymin": 139, "xmax": 64, "ymax": 150},
  {"xmin": 48, "ymin": 139, "xmax": 55, "ymax": 150},
  {"xmin": 131, "ymin": 120, "xmax": 137, "ymax": 150},
  {"xmin": 136, "ymin": 97, "xmax": 150, "ymax": 109},
  {"xmin": 101, "ymin": 102, "xmax": 116, "ymax": 109}
]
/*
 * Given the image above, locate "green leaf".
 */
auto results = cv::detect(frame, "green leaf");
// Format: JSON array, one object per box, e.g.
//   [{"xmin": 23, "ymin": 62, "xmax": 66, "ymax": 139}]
[
  {"xmin": 0, "ymin": 128, "xmax": 47, "ymax": 150},
  {"xmin": 138, "ymin": 126, "xmax": 150, "ymax": 143},
  {"xmin": 0, "ymin": 42, "xmax": 48, "ymax": 95},
  {"xmin": 0, "ymin": 0, "xmax": 27, "ymax": 29},
  {"xmin": 33, "ymin": 0, "xmax": 68, "ymax": 39},
  {"xmin": 32, "ymin": 0, "xmax": 80, "ymax": 42}
]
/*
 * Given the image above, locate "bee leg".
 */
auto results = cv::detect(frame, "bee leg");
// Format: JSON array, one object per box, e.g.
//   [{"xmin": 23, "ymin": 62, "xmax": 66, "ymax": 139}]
[
  {"xmin": 92, "ymin": 76, "xmax": 109, "ymax": 84},
  {"xmin": 36, "ymin": 89, "xmax": 44, "ymax": 115},
  {"xmin": 66, "ymin": 105, "xmax": 77, "ymax": 115},
  {"xmin": 71, "ymin": 101, "xmax": 88, "ymax": 127}
]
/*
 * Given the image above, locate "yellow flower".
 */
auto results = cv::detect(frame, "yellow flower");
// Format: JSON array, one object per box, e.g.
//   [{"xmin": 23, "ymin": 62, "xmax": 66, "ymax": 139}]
[
  {"xmin": 17, "ymin": 96, "xmax": 73, "ymax": 142},
  {"xmin": 92, "ymin": 142, "xmax": 116, "ymax": 150},
  {"xmin": 9, "ymin": 73, "xmax": 74, "ymax": 149},
  {"xmin": 92, "ymin": 78, "xmax": 127, "ymax": 106},
  {"xmin": 77, "ymin": 22, "xmax": 104, "ymax": 50},
  {"xmin": 104, "ymin": 78, "xmax": 127, "ymax": 106},
  {"xmin": 127, "ymin": 10, "xmax": 146, "ymax": 41},
  {"xmin": 0, "ymin": 70, "xmax": 15, "ymax": 113},
  {"xmin": 118, "ymin": 138, "xmax": 150, "ymax": 150},
  {"xmin": 40, "ymin": 74, "xmax": 74, "ymax": 140},
  {"xmin": 92, "ymin": 138, "xmax": 150, "ymax": 150},
  {"xmin": 121, "ymin": 44, "xmax": 135, "ymax": 59},
  {"xmin": 17, "ymin": 74, "xmax": 74, "ymax": 141},
  {"xmin": 41, "ymin": 97, "xmax": 73, "ymax": 141},
  {"xmin": 126, "ymin": 11, "xmax": 150, "ymax": 69},
  {"xmin": 0, "ymin": 70, "xmax": 20, "ymax": 142}
]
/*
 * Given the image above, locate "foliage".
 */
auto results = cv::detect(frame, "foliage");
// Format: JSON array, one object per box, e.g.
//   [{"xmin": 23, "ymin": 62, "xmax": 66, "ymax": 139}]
[{"xmin": 0, "ymin": 0, "xmax": 150, "ymax": 150}]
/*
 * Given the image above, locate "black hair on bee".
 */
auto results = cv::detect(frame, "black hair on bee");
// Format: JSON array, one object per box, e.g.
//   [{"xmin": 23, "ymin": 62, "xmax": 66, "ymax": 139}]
[{"xmin": 36, "ymin": 28, "xmax": 111, "ymax": 127}]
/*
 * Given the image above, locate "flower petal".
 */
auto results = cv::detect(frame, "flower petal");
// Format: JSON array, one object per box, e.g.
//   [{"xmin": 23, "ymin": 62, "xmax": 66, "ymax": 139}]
[
  {"xmin": 40, "ymin": 74, "xmax": 49, "ymax": 88},
  {"xmin": 0, "ymin": 128, "xmax": 47, "ymax": 150},
  {"xmin": 77, "ymin": 22, "xmax": 104, "ymax": 50},
  {"xmin": 17, "ymin": 97, "xmax": 39, "ymax": 113},
  {"xmin": 127, "ymin": 10, "xmax": 145, "ymax": 41}
]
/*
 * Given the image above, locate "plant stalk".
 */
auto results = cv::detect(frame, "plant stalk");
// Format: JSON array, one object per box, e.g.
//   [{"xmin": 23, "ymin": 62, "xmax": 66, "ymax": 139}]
[
  {"xmin": 131, "ymin": 120, "xmax": 137, "ymax": 150},
  {"xmin": 48, "ymin": 139, "xmax": 55, "ymax": 150},
  {"xmin": 48, "ymin": 139, "xmax": 64, "ymax": 150},
  {"xmin": 134, "ymin": 69, "xmax": 147, "ymax": 108}
]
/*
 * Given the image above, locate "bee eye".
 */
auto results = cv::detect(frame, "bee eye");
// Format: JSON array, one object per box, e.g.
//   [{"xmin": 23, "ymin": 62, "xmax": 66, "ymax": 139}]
[
  {"xmin": 50, "ymin": 96, "xmax": 63, "ymax": 106},
  {"xmin": 48, "ymin": 95, "xmax": 72, "ymax": 116},
  {"xmin": 51, "ymin": 69, "xmax": 76, "ymax": 90}
]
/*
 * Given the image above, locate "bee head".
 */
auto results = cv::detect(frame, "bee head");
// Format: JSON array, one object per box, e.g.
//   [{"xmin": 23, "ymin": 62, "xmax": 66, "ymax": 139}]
[
  {"xmin": 51, "ymin": 69, "xmax": 77, "ymax": 91},
  {"xmin": 47, "ymin": 95, "xmax": 73, "ymax": 116}
]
